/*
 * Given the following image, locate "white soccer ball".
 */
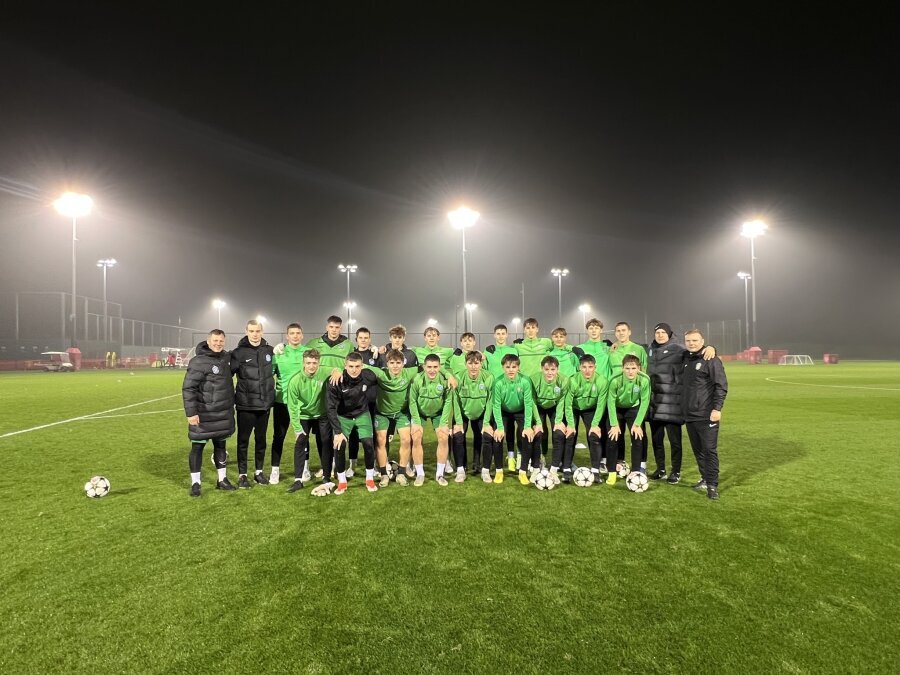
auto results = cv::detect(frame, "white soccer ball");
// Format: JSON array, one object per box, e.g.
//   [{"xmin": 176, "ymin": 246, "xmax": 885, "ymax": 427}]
[
  {"xmin": 84, "ymin": 475, "xmax": 110, "ymax": 498},
  {"xmin": 533, "ymin": 471, "xmax": 554, "ymax": 491},
  {"xmin": 617, "ymin": 461, "xmax": 630, "ymax": 479},
  {"xmin": 625, "ymin": 471, "xmax": 649, "ymax": 493},
  {"xmin": 572, "ymin": 467, "xmax": 595, "ymax": 487}
]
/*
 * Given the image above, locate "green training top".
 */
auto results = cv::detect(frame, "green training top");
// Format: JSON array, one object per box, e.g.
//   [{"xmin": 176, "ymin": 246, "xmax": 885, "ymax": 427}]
[
  {"xmin": 607, "ymin": 372, "xmax": 651, "ymax": 427},
  {"xmin": 530, "ymin": 372, "xmax": 573, "ymax": 426},
  {"xmin": 608, "ymin": 341, "xmax": 648, "ymax": 379},
  {"xmin": 484, "ymin": 344, "xmax": 519, "ymax": 379},
  {"xmin": 516, "ymin": 337, "xmax": 553, "ymax": 379},
  {"xmin": 305, "ymin": 335, "xmax": 355, "ymax": 374},
  {"xmin": 274, "ymin": 343, "xmax": 309, "ymax": 404},
  {"xmin": 409, "ymin": 371, "xmax": 456, "ymax": 427},
  {"xmin": 454, "ymin": 369, "xmax": 495, "ymax": 425},
  {"xmin": 412, "ymin": 345, "xmax": 455, "ymax": 377},
  {"xmin": 491, "ymin": 373, "xmax": 534, "ymax": 427},
  {"xmin": 577, "ymin": 339, "xmax": 612, "ymax": 379},
  {"xmin": 363, "ymin": 365, "xmax": 413, "ymax": 417},
  {"xmin": 286, "ymin": 368, "xmax": 331, "ymax": 430},
  {"xmin": 549, "ymin": 345, "xmax": 579, "ymax": 378},
  {"xmin": 570, "ymin": 371, "xmax": 609, "ymax": 412}
]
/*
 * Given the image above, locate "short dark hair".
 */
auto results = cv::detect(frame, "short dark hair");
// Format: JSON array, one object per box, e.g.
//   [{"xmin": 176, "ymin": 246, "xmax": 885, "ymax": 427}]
[
  {"xmin": 615, "ymin": 321, "xmax": 630, "ymax": 330},
  {"xmin": 460, "ymin": 332, "xmax": 475, "ymax": 341},
  {"xmin": 551, "ymin": 327, "xmax": 567, "ymax": 337},
  {"xmin": 465, "ymin": 351, "xmax": 483, "ymax": 364},
  {"xmin": 501, "ymin": 353, "xmax": 520, "ymax": 366},
  {"xmin": 345, "ymin": 352, "xmax": 363, "ymax": 363},
  {"xmin": 386, "ymin": 349, "xmax": 405, "ymax": 363},
  {"xmin": 424, "ymin": 354, "xmax": 441, "ymax": 364},
  {"xmin": 585, "ymin": 318, "xmax": 603, "ymax": 330},
  {"xmin": 524, "ymin": 318, "xmax": 539, "ymax": 328},
  {"xmin": 389, "ymin": 324, "xmax": 407, "ymax": 338},
  {"xmin": 304, "ymin": 349, "xmax": 321, "ymax": 361},
  {"xmin": 622, "ymin": 354, "xmax": 641, "ymax": 367},
  {"xmin": 286, "ymin": 322, "xmax": 302, "ymax": 332},
  {"xmin": 327, "ymin": 315, "xmax": 343, "ymax": 325},
  {"xmin": 494, "ymin": 324, "xmax": 508, "ymax": 332},
  {"xmin": 355, "ymin": 326, "xmax": 370, "ymax": 337},
  {"xmin": 208, "ymin": 329, "xmax": 225, "ymax": 337},
  {"xmin": 424, "ymin": 327, "xmax": 440, "ymax": 337},
  {"xmin": 541, "ymin": 355, "xmax": 559, "ymax": 368},
  {"xmin": 579, "ymin": 353, "xmax": 596, "ymax": 365}
]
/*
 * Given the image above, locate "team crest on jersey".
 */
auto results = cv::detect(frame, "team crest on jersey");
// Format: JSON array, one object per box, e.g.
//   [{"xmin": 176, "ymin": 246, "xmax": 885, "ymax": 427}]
[
  {"xmin": 591, "ymin": 385, "xmax": 596, "ymax": 393},
  {"xmin": 479, "ymin": 384, "xmax": 486, "ymax": 390},
  {"xmin": 554, "ymin": 386, "xmax": 561, "ymax": 394},
  {"xmin": 695, "ymin": 362, "xmax": 702, "ymax": 370},
  {"xmin": 265, "ymin": 354, "xmax": 271, "ymax": 362},
  {"xmin": 632, "ymin": 385, "xmax": 641, "ymax": 394},
  {"xmin": 516, "ymin": 387, "xmax": 522, "ymax": 393},
  {"xmin": 436, "ymin": 385, "xmax": 444, "ymax": 392},
  {"xmin": 368, "ymin": 358, "xmax": 375, "ymax": 364},
  {"xmin": 212, "ymin": 365, "xmax": 220, "ymax": 374}
]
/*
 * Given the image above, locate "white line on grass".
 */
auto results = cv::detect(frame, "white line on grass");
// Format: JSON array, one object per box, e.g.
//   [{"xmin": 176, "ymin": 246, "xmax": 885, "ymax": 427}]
[
  {"xmin": 0, "ymin": 394, "xmax": 181, "ymax": 439},
  {"xmin": 85, "ymin": 409, "xmax": 183, "ymax": 420},
  {"xmin": 765, "ymin": 377, "xmax": 900, "ymax": 392}
]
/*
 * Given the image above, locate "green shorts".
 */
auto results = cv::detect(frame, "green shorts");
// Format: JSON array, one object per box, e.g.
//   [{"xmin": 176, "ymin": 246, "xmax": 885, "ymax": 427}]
[
  {"xmin": 418, "ymin": 415, "xmax": 445, "ymax": 429},
  {"xmin": 374, "ymin": 411, "xmax": 411, "ymax": 431},
  {"xmin": 338, "ymin": 413, "xmax": 373, "ymax": 440}
]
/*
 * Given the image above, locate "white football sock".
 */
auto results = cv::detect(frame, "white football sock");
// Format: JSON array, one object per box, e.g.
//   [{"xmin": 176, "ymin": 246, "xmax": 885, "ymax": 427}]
[
  {"xmin": 337, "ymin": 471, "xmax": 347, "ymax": 484},
  {"xmin": 190, "ymin": 472, "xmax": 201, "ymax": 484},
  {"xmin": 550, "ymin": 466, "xmax": 559, "ymax": 473},
  {"xmin": 216, "ymin": 468, "xmax": 226, "ymax": 481},
  {"xmin": 436, "ymin": 463, "xmax": 445, "ymax": 478},
  {"xmin": 415, "ymin": 464, "xmax": 425, "ymax": 477},
  {"xmin": 365, "ymin": 468, "xmax": 374, "ymax": 480},
  {"xmin": 457, "ymin": 466, "xmax": 465, "ymax": 474},
  {"xmin": 271, "ymin": 466, "xmax": 280, "ymax": 478}
]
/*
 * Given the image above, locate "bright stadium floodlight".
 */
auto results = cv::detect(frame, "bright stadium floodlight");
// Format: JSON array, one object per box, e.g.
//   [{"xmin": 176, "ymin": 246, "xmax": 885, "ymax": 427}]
[
  {"xmin": 740, "ymin": 220, "xmax": 767, "ymax": 346},
  {"xmin": 343, "ymin": 301, "xmax": 357, "ymax": 332},
  {"xmin": 338, "ymin": 264, "xmax": 358, "ymax": 336},
  {"xmin": 551, "ymin": 268, "xmax": 569, "ymax": 324},
  {"xmin": 256, "ymin": 315, "xmax": 267, "ymax": 327},
  {"xmin": 54, "ymin": 192, "xmax": 93, "ymax": 346},
  {"xmin": 512, "ymin": 316, "xmax": 521, "ymax": 339},
  {"xmin": 96, "ymin": 258, "xmax": 117, "ymax": 342},
  {"xmin": 427, "ymin": 317, "xmax": 438, "ymax": 328},
  {"xmin": 465, "ymin": 303, "xmax": 478, "ymax": 334},
  {"xmin": 737, "ymin": 272, "xmax": 752, "ymax": 351},
  {"xmin": 212, "ymin": 298, "xmax": 226, "ymax": 328},
  {"xmin": 578, "ymin": 303, "xmax": 591, "ymax": 330},
  {"xmin": 448, "ymin": 206, "xmax": 481, "ymax": 331}
]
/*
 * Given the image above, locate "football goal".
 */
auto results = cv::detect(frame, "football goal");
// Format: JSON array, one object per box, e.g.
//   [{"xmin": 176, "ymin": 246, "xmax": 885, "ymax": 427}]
[{"xmin": 778, "ymin": 354, "xmax": 814, "ymax": 366}]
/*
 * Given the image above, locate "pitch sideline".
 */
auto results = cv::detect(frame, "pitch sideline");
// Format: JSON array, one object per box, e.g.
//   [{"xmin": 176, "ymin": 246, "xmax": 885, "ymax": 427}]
[
  {"xmin": 764, "ymin": 377, "xmax": 900, "ymax": 392},
  {"xmin": 0, "ymin": 394, "xmax": 181, "ymax": 439}
]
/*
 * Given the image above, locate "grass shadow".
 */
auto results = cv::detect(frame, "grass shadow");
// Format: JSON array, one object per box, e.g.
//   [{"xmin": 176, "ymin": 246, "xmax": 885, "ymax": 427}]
[{"xmin": 718, "ymin": 432, "xmax": 805, "ymax": 490}]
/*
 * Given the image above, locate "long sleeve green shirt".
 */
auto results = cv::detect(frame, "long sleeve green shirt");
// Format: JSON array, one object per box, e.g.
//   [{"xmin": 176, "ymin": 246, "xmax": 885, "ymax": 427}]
[
  {"xmin": 570, "ymin": 372, "xmax": 610, "ymax": 424},
  {"xmin": 608, "ymin": 341, "xmax": 648, "ymax": 378},
  {"xmin": 530, "ymin": 373, "xmax": 573, "ymax": 426},
  {"xmin": 577, "ymin": 340, "xmax": 612, "ymax": 379},
  {"xmin": 492, "ymin": 374, "xmax": 534, "ymax": 427},
  {"xmin": 286, "ymin": 368, "xmax": 331, "ymax": 431},
  {"xmin": 516, "ymin": 338, "xmax": 552, "ymax": 379},
  {"xmin": 273, "ymin": 343, "xmax": 309, "ymax": 404},
  {"xmin": 607, "ymin": 372, "xmax": 651, "ymax": 427},
  {"xmin": 484, "ymin": 344, "xmax": 518, "ymax": 379},
  {"xmin": 549, "ymin": 345, "xmax": 580, "ymax": 378},
  {"xmin": 454, "ymin": 369, "xmax": 495, "ymax": 425},
  {"xmin": 363, "ymin": 365, "xmax": 413, "ymax": 417},
  {"xmin": 409, "ymin": 372, "xmax": 456, "ymax": 427}
]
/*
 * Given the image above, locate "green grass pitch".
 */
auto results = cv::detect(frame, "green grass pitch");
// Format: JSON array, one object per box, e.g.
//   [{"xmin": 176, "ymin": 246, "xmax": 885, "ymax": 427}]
[{"xmin": 1, "ymin": 362, "xmax": 898, "ymax": 673}]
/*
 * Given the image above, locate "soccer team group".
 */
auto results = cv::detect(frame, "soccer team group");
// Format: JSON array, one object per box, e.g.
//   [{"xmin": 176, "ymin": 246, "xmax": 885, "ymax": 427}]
[{"xmin": 181, "ymin": 315, "xmax": 729, "ymax": 500}]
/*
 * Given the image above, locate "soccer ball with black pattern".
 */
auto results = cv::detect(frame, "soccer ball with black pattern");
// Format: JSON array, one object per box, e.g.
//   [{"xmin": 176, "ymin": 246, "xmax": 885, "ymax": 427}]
[
  {"xmin": 572, "ymin": 467, "xmax": 595, "ymax": 487},
  {"xmin": 625, "ymin": 471, "xmax": 649, "ymax": 493},
  {"xmin": 84, "ymin": 475, "xmax": 111, "ymax": 498},
  {"xmin": 616, "ymin": 461, "xmax": 630, "ymax": 479},
  {"xmin": 533, "ymin": 471, "xmax": 554, "ymax": 491}
]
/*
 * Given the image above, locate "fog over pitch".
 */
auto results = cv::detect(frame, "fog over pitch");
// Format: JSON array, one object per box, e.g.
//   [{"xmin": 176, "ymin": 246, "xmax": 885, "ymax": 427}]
[{"xmin": 0, "ymin": 5, "xmax": 897, "ymax": 356}]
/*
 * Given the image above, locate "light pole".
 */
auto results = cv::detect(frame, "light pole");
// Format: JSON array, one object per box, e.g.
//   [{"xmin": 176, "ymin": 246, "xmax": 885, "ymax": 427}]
[
  {"xmin": 465, "ymin": 303, "xmax": 478, "ymax": 334},
  {"xmin": 512, "ymin": 316, "xmax": 521, "ymax": 339},
  {"xmin": 338, "ymin": 264, "xmax": 357, "ymax": 336},
  {"xmin": 737, "ymin": 272, "xmax": 751, "ymax": 351},
  {"xmin": 212, "ymin": 298, "xmax": 226, "ymax": 328},
  {"xmin": 551, "ymin": 268, "xmax": 569, "ymax": 324},
  {"xmin": 54, "ymin": 191, "xmax": 93, "ymax": 346},
  {"xmin": 578, "ymin": 303, "xmax": 590, "ymax": 334},
  {"xmin": 741, "ymin": 220, "xmax": 767, "ymax": 346},
  {"xmin": 343, "ymin": 301, "xmax": 356, "ymax": 334},
  {"xmin": 448, "ymin": 206, "xmax": 480, "ymax": 332},
  {"xmin": 96, "ymin": 258, "xmax": 117, "ymax": 341}
]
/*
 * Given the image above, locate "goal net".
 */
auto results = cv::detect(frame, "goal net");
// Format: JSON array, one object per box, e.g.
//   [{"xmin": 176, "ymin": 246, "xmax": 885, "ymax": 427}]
[{"xmin": 778, "ymin": 354, "xmax": 814, "ymax": 366}]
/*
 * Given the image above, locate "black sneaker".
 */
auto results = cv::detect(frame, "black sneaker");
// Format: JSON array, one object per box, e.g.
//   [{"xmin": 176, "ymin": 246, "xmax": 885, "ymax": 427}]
[
  {"xmin": 189, "ymin": 482, "xmax": 201, "ymax": 497},
  {"xmin": 216, "ymin": 478, "xmax": 236, "ymax": 491},
  {"xmin": 237, "ymin": 475, "xmax": 252, "ymax": 489},
  {"xmin": 287, "ymin": 480, "xmax": 304, "ymax": 493},
  {"xmin": 561, "ymin": 471, "xmax": 572, "ymax": 484},
  {"xmin": 649, "ymin": 468, "xmax": 667, "ymax": 481},
  {"xmin": 253, "ymin": 472, "xmax": 269, "ymax": 485},
  {"xmin": 707, "ymin": 486, "xmax": 720, "ymax": 500},
  {"xmin": 693, "ymin": 479, "xmax": 707, "ymax": 490},
  {"xmin": 667, "ymin": 472, "xmax": 681, "ymax": 484}
]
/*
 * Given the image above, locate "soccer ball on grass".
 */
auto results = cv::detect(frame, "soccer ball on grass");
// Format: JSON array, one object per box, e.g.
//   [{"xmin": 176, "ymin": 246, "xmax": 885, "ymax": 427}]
[
  {"xmin": 572, "ymin": 467, "xmax": 595, "ymax": 487},
  {"xmin": 625, "ymin": 471, "xmax": 649, "ymax": 493},
  {"xmin": 533, "ymin": 471, "xmax": 555, "ymax": 491},
  {"xmin": 84, "ymin": 476, "xmax": 111, "ymax": 498},
  {"xmin": 616, "ymin": 461, "xmax": 630, "ymax": 479}
]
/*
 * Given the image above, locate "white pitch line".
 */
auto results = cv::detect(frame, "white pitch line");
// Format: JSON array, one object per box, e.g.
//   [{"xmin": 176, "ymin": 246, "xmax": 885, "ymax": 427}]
[
  {"xmin": 85, "ymin": 409, "xmax": 183, "ymax": 420},
  {"xmin": 765, "ymin": 377, "xmax": 900, "ymax": 392},
  {"xmin": 0, "ymin": 394, "xmax": 181, "ymax": 439}
]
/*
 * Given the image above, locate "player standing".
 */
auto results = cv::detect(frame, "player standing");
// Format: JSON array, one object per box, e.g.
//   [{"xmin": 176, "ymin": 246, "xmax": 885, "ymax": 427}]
[{"xmin": 231, "ymin": 319, "xmax": 275, "ymax": 488}]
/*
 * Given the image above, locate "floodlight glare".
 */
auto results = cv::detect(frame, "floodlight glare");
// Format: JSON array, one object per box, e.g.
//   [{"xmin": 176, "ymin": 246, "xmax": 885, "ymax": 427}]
[
  {"xmin": 741, "ymin": 220, "xmax": 767, "ymax": 239},
  {"xmin": 447, "ymin": 206, "xmax": 480, "ymax": 230},
  {"xmin": 54, "ymin": 192, "xmax": 94, "ymax": 218}
]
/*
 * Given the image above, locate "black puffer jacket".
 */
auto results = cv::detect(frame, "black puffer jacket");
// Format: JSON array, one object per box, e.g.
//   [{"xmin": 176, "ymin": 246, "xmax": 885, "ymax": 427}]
[
  {"xmin": 647, "ymin": 340, "xmax": 686, "ymax": 423},
  {"xmin": 231, "ymin": 336, "xmax": 275, "ymax": 411},
  {"xmin": 182, "ymin": 341, "xmax": 235, "ymax": 440}
]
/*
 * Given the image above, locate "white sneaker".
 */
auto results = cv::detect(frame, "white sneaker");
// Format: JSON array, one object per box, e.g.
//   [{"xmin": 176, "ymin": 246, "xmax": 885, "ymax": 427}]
[
  {"xmin": 549, "ymin": 471, "xmax": 560, "ymax": 486},
  {"xmin": 379, "ymin": 473, "xmax": 390, "ymax": 488},
  {"xmin": 454, "ymin": 470, "xmax": 466, "ymax": 483},
  {"xmin": 346, "ymin": 466, "xmax": 355, "ymax": 479},
  {"xmin": 396, "ymin": 474, "xmax": 408, "ymax": 486},
  {"xmin": 301, "ymin": 468, "xmax": 312, "ymax": 483},
  {"xmin": 315, "ymin": 469, "xmax": 324, "ymax": 480},
  {"xmin": 446, "ymin": 459, "xmax": 455, "ymax": 473},
  {"xmin": 481, "ymin": 470, "xmax": 493, "ymax": 484},
  {"xmin": 405, "ymin": 463, "xmax": 415, "ymax": 479},
  {"xmin": 414, "ymin": 475, "xmax": 425, "ymax": 487},
  {"xmin": 269, "ymin": 468, "xmax": 280, "ymax": 484},
  {"xmin": 436, "ymin": 476, "xmax": 449, "ymax": 487}
]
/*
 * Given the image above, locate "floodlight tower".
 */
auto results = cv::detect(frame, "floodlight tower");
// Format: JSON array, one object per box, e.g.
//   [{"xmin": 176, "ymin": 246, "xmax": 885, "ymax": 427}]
[
  {"xmin": 448, "ymin": 206, "xmax": 480, "ymax": 331},
  {"xmin": 578, "ymin": 303, "xmax": 591, "ymax": 332},
  {"xmin": 465, "ymin": 303, "xmax": 478, "ymax": 334},
  {"xmin": 96, "ymin": 258, "xmax": 117, "ymax": 341},
  {"xmin": 741, "ymin": 220, "xmax": 767, "ymax": 346},
  {"xmin": 343, "ymin": 301, "xmax": 357, "ymax": 334},
  {"xmin": 551, "ymin": 268, "xmax": 569, "ymax": 324},
  {"xmin": 212, "ymin": 298, "xmax": 226, "ymax": 328},
  {"xmin": 338, "ymin": 264, "xmax": 358, "ymax": 336},
  {"xmin": 54, "ymin": 191, "xmax": 93, "ymax": 345},
  {"xmin": 737, "ymin": 272, "xmax": 751, "ymax": 351},
  {"xmin": 511, "ymin": 316, "xmax": 521, "ymax": 339}
]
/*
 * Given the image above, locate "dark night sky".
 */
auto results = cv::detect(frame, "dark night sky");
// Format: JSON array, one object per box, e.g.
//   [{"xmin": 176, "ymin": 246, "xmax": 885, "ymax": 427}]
[{"xmin": 1, "ymin": 3, "xmax": 898, "ymax": 356}]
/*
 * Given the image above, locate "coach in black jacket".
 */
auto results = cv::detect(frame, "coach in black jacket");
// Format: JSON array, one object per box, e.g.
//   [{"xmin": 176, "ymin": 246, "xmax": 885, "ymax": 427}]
[
  {"xmin": 231, "ymin": 319, "xmax": 275, "ymax": 488},
  {"xmin": 682, "ymin": 328, "xmax": 728, "ymax": 500},
  {"xmin": 647, "ymin": 323, "xmax": 686, "ymax": 483},
  {"xmin": 182, "ymin": 329, "xmax": 236, "ymax": 496}
]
